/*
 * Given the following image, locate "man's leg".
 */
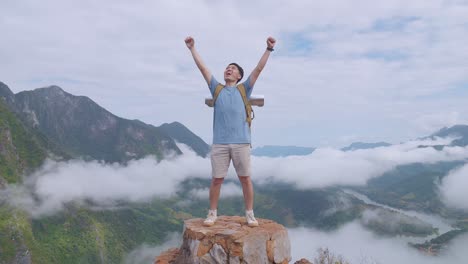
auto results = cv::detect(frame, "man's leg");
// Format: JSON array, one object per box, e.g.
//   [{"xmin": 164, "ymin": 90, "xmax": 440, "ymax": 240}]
[
  {"xmin": 238, "ymin": 176, "xmax": 254, "ymax": 211},
  {"xmin": 209, "ymin": 177, "xmax": 225, "ymax": 210},
  {"xmin": 232, "ymin": 144, "xmax": 258, "ymax": 227},
  {"xmin": 204, "ymin": 144, "xmax": 230, "ymax": 226}
]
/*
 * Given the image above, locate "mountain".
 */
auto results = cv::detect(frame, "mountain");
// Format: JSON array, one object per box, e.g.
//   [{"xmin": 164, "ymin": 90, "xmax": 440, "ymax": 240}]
[
  {"xmin": 431, "ymin": 124, "xmax": 468, "ymax": 146},
  {"xmin": 251, "ymin": 145, "xmax": 315, "ymax": 157},
  {"xmin": 159, "ymin": 122, "xmax": 210, "ymax": 157},
  {"xmin": 341, "ymin": 141, "xmax": 391, "ymax": 151},
  {"xmin": 0, "ymin": 82, "xmax": 209, "ymax": 162}
]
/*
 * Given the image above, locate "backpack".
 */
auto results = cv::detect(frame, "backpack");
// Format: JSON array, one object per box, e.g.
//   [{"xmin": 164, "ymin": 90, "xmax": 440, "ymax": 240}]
[{"xmin": 212, "ymin": 83, "xmax": 254, "ymax": 128}]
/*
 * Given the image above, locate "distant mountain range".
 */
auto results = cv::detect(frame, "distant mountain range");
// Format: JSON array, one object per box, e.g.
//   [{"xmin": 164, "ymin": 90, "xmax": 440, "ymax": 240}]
[
  {"xmin": 251, "ymin": 127, "xmax": 468, "ymax": 158},
  {"xmin": 0, "ymin": 82, "xmax": 209, "ymax": 163},
  {"xmin": 251, "ymin": 145, "xmax": 315, "ymax": 157},
  {"xmin": 251, "ymin": 141, "xmax": 392, "ymax": 157},
  {"xmin": 341, "ymin": 141, "xmax": 391, "ymax": 151}
]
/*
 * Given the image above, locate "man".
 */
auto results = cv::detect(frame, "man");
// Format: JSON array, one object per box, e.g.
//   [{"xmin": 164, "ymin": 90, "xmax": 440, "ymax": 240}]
[{"xmin": 185, "ymin": 36, "xmax": 276, "ymax": 227}]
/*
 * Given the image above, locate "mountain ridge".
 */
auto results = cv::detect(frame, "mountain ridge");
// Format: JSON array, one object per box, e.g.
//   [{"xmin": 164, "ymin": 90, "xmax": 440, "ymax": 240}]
[
  {"xmin": 252, "ymin": 145, "xmax": 315, "ymax": 157},
  {"xmin": 0, "ymin": 81, "xmax": 210, "ymax": 162}
]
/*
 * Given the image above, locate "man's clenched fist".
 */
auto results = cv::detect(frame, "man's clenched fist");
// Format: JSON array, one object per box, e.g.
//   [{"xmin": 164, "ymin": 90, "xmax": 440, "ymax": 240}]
[
  {"xmin": 267, "ymin": 37, "xmax": 276, "ymax": 49},
  {"xmin": 185, "ymin": 36, "xmax": 194, "ymax": 49}
]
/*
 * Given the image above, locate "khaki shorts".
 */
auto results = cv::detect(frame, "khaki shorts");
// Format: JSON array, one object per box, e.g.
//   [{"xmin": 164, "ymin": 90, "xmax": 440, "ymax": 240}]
[{"xmin": 211, "ymin": 144, "xmax": 251, "ymax": 178}]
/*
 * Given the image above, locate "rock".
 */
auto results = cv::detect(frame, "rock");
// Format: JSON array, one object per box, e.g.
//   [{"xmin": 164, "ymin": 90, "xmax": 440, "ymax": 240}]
[
  {"xmin": 155, "ymin": 215, "xmax": 291, "ymax": 264},
  {"xmin": 294, "ymin": 258, "xmax": 312, "ymax": 264},
  {"xmin": 155, "ymin": 248, "xmax": 180, "ymax": 264}
]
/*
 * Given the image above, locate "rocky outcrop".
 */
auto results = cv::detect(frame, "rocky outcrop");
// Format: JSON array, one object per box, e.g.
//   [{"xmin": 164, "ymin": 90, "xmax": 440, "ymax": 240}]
[
  {"xmin": 155, "ymin": 248, "xmax": 180, "ymax": 264},
  {"xmin": 155, "ymin": 216, "xmax": 291, "ymax": 264}
]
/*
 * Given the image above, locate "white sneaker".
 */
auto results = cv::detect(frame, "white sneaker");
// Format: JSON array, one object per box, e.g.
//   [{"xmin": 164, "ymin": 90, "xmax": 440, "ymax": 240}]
[
  {"xmin": 203, "ymin": 209, "xmax": 217, "ymax": 226},
  {"xmin": 246, "ymin": 210, "xmax": 259, "ymax": 227}
]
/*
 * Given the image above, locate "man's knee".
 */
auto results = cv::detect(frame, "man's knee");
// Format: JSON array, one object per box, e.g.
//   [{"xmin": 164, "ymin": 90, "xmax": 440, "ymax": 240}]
[
  {"xmin": 212, "ymin": 177, "xmax": 225, "ymax": 186},
  {"xmin": 238, "ymin": 176, "xmax": 251, "ymax": 185}
]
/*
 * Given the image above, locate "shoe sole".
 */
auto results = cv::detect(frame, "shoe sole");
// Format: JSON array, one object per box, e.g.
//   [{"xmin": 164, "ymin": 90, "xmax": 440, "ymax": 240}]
[{"xmin": 247, "ymin": 222, "xmax": 259, "ymax": 227}]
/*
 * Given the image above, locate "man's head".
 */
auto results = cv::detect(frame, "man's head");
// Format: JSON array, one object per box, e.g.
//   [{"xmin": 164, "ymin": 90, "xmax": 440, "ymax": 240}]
[{"xmin": 224, "ymin": 63, "xmax": 244, "ymax": 84}]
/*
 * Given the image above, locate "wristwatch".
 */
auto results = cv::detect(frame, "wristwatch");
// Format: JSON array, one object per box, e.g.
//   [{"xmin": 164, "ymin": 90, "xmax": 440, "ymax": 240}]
[{"xmin": 267, "ymin": 47, "xmax": 274, "ymax": 52}]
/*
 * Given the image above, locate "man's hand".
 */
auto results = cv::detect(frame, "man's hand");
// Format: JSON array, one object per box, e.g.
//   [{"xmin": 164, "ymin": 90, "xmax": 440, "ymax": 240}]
[
  {"xmin": 185, "ymin": 36, "xmax": 195, "ymax": 49},
  {"xmin": 267, "ymin": 37, "xmax": 276, "ymax": 49}
]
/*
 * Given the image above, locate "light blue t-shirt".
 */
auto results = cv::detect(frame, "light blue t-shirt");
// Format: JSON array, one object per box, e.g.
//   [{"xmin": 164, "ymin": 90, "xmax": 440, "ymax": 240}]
[{"xmin": 209, "ymin": 75, "xmax": 254, "ymax": 144}]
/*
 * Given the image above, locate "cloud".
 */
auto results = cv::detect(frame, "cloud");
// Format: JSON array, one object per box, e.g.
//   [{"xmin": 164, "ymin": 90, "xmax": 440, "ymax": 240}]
[
  {"xmin": 188, "ymin": 182, "xmax": 243, "ymax": 199},
  {"xmin": 3, "ymin": 138, "xmax": 468, "ymax": 217},
  {"xmin": 413, "ymin": 111, "xmax": 468, "ymax": 134},
  {"xmin": 252, "ymin": 137, "xmax": 468, "ymax": 188},
  {"xmin": 2, "ymin": 144, "xmax": 211, "ymax": 217},
  {"xmin": 124, "ymin": 232, "xmax": 181, "ymax": 264},
  {"xmin": 289, "ymin": 222, "xmax": 468, "ymax": 264},
  {"xmin": 1, "ymin": 0, "xmax": 468, "ymax": 146},
  {"xmin": 439, "ymin": 163, "xmax": 468, "ymax": 211}
]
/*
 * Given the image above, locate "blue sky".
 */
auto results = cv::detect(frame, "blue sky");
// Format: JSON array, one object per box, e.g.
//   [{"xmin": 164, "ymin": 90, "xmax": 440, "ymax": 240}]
[{"xmin": 1, "ymin": 0, "xmax": 468, "ymax": 147}]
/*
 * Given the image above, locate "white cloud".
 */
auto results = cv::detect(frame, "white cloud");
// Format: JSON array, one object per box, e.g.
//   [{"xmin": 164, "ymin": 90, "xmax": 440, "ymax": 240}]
[
  {"xmin": 439, "ymin": 163, "xmax": 468, "ymax": 211},
  {"xmin": 3, "ymin": 138, "xmax": 468, "ymax": 217},
  {"xmin": 189, "ymin": 182, "xmax": 243, "ymax": 199},
  {"xmin": 2, "ymin": 144, "xmax": 211, "ymax": 217},
  {"xmin": 413, "ymin": 111, "xmax": 468, "ymax": 134},
  {"xmin": 253, "ymin": 137, "xmax": 468, "ymax": 188},
  {"xmin": 289, "ymin": 222, "xmax": 468, "ymax": 264}
]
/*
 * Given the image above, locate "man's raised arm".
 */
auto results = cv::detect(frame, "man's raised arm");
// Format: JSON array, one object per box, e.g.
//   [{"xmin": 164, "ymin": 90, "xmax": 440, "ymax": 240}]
[
  {"xmin": 248, "ymin": 36, "xmax": 276, "ymax": 88},
  {"xmin": 185, "ymin": 36, "xmax": 212, "ymax": 86}
]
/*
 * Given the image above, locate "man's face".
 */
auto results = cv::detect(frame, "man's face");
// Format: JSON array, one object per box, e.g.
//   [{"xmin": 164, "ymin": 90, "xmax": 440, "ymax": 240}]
[{"xmin": 224, "ymin": 64, "xmax": 241, "ymax": 83}]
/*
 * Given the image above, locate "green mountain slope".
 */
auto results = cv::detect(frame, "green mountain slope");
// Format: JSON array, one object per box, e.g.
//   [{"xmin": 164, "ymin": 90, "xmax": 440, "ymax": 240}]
[
  {"xmin": 1, "ymin": 98, "xmax": 47, "ymax": 263},
  {"xmin": 0, "ymin": 200, "xmax": 185, "ymax": 264},
  {"xmin": 356, "ymin": 161, "xmax": 467, "ymax": 218},
  {"xmin": 28, "ymin": 201, "xmax": 183, "ymax": 264},
  {"xmin": 0, "ymin": 99, "xmax": 46, "ymax": 184}
]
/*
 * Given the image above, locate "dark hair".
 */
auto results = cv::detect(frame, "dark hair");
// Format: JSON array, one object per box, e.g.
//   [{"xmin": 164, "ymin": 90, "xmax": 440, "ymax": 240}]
[{"xmin": 229, "ymin": 62, "xmax": 244, "ymax": 83}]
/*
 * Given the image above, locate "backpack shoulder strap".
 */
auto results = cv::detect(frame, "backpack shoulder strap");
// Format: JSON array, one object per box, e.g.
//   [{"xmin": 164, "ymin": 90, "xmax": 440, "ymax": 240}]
[
  {"xmin": 212, "ymin": 84, "xmax": 224, "ymax": 106},
  {"xmin": 236, "ymin": 83, "xmax": 254, "ymax": 128}
]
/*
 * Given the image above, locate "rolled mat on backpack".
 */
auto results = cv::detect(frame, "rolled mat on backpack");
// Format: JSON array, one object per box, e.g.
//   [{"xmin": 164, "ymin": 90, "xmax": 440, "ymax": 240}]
[{"xmin": 204, "ymin": 95, "xmax": 264, "ymax": 107}]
